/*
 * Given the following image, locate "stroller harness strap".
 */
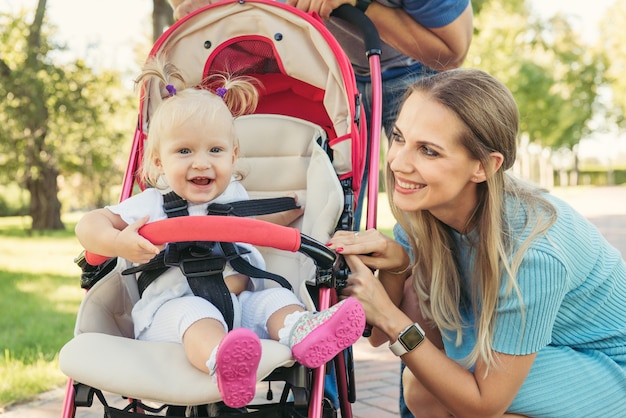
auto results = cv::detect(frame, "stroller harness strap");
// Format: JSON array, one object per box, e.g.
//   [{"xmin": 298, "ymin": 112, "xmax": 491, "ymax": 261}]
[
  {"xmin": 125, "ymin": 191, "xmax": 297, "ymax": 330},
  {"xmin": 164, "ymin": 189, "xmax": 301, "ymax": 218}
]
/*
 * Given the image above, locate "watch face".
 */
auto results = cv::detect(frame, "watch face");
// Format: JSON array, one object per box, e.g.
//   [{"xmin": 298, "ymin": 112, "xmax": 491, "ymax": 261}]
[{"xmin": 401, "ymin": 325, "xmax": 425, "ymax": 349}]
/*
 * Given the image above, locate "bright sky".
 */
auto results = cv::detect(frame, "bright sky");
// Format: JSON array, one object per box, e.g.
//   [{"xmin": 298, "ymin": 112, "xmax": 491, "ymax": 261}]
[
  {"xmin": 527, "ymin": 0, "xmax": 614, "ymax": 42},
  {"xmin": 3, "ymin": 0, "xmax": 153, "ymax": 75},
  {"xmin": 4, "ymin": 0, "xmax": 614, "ymax": 75}
]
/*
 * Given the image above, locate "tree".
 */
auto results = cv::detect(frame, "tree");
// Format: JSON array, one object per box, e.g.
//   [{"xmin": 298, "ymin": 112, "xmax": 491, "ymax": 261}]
[
  {"xmin": 0, "ymin": 0, "xmax": 132, "ymax": 230},
  {"xmin": 467, "ymin": 0, "xmax": 605, "ymax": 148},
  {"xmin": 0, "ymin": 0, "xmax": 63, "ymax": 229}
]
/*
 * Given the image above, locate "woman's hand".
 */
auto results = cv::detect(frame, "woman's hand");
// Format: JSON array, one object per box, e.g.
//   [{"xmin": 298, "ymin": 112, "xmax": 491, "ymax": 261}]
[
  {"xmin": 327, "ymin": 229, "xmax": 410, "ymax": 273},
  {"xmin": 340, "ymin": 253, "xmax": 404, "ymax": 331}
]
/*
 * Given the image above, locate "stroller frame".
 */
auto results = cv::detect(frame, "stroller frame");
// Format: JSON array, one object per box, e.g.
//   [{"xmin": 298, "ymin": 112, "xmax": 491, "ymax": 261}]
[{"xmin": 60, "ymin": 1, "xmax": 382, "ymax": 417}]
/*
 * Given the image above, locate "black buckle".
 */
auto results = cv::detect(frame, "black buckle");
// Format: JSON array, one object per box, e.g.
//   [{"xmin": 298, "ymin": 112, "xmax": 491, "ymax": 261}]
[
  {"xmin": 206, "ymin": 203, "xmax": 234, "ymax": 216},
  {"xmin": 163, "ymin": 242, "xmax": 249, "ymax": 278},
  {"xmin": 163, "ymin": 203, "xmax": 188, "ymax": 217},
  {"xmin": 180, "ymin": 257, "xmax": 227, "ymax": 278}
]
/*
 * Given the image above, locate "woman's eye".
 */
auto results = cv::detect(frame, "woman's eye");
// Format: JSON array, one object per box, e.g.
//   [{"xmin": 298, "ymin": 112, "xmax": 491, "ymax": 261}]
[
  {"xmin": 390, "ymin": 132, "xmax": 403, "ymax": 143},
  {"xmin": 420, "ymin": 145, "xmax": 439, "ymax": 157}
]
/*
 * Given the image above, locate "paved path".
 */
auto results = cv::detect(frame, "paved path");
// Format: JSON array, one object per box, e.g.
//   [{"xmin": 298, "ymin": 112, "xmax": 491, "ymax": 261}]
[{"xmin": 2, "ymin": 186, "xmax": 625, "ymax": 418}]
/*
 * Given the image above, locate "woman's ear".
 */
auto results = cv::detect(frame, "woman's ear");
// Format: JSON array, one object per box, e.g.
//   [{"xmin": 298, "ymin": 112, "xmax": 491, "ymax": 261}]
[
  {"xmin": 489, "ymin": 152, "xmax": 505, "ymax": 174},
  {"xmin": 472, "ymin": 152, "xmax": 504, "ymax": 183}
]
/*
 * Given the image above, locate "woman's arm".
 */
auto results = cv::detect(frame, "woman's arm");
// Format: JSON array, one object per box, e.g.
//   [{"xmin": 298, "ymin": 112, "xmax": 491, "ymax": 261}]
[
  {"xmin": 365, "ymin": 2, "xmax": 473, "ymax": 71},
  {"xmin": 285, "ymin": 0, "xmax": 472, "ymax": 71},
  {"xmin": 341, "ymin": 253, "xmax": 535, "ymax": 417}
]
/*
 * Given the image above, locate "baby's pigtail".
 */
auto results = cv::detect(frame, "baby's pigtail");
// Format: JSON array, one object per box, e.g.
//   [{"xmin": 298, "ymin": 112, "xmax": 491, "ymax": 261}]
[
  {"xmin": 203, "ymin": 73, "xmax": 261, "ymax": 116},
  {"xmin": 135, "ymin": 54, "xmax": 187, "ymax": 99}
]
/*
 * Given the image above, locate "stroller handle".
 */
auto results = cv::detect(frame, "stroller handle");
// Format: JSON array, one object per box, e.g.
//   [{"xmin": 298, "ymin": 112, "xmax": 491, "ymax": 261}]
[
  {"xmin": 331, "ymin": 5, "xmax": 382, "ymax": 57},
  {"xmin": 84, "ymin": 216, "xmax": 336, "ymax": 270}
]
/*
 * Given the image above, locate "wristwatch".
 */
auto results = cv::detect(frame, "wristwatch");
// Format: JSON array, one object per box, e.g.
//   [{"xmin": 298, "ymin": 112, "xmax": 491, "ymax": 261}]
[
  {"xmin": 355, "ymin": 0, "xmax": 372, "ymax": 13},
  {"xmin": 389, "ymin": 323, "xmax": 425, "ymax": 356}
]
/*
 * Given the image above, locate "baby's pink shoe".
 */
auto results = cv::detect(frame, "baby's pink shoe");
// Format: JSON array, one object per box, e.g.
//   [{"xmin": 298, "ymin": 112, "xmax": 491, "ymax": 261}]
[
  {"xmin": 290, "ymin": 297, "xmax": 366, "ymax": 368},
  {"xmin": 215, "ymin": 328, "xmax": 262, "ymax": 409}
]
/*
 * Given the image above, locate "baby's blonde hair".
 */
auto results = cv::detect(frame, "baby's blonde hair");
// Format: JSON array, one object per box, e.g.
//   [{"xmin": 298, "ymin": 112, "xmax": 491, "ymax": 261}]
[{"xmin": 135, "ymin": 55, "xmax": 260, "ymax": 188}]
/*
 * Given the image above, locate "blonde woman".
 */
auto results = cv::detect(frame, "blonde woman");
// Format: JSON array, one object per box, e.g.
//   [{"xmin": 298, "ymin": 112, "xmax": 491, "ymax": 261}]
[
  {"xmin": 76, "ymin": 58, "xmax": 365, "ymax": 410},
  {"xmin": 329, "ymin": 68, "xmax": 626, "ymax": 417}
]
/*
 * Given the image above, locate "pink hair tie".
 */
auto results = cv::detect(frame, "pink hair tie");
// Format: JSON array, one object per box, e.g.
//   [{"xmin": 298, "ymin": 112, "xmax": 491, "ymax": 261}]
[{"xmin": 216, "ymin": 87, "xmax": 227, "ymax": 99}]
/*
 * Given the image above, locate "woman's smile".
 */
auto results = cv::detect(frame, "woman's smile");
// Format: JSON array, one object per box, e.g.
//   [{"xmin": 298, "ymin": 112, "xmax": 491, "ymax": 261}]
[{"xmin": 395, "ymin": 178, "xmax": 426, "ymax": 192}]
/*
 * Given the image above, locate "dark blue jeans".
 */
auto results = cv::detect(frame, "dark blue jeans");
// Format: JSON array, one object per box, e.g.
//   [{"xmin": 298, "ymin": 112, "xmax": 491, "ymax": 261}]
[{"xmin": 399, "ymin": 361, "xmax": 415, "ymax": 417}]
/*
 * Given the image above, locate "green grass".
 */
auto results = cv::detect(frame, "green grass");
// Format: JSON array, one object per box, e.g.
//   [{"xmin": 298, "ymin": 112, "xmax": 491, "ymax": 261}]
[{"xmin": 0, "ymin": 214, "xmax": 85, "ymax": 409}]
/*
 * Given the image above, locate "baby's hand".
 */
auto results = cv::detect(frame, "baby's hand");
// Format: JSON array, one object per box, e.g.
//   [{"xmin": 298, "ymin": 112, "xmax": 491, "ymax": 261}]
[
  {"xmin": 114, "ymin": 216, "xmax": 161, "ymax": 264},
  {"xmin": 257, "ymin": 193, "xmax": 304, "ymax": 226}
]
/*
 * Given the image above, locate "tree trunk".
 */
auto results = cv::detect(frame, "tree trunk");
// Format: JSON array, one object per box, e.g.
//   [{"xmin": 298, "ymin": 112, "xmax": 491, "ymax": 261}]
[
  {"xmin": 26, "ymin": 162, "xmax": 64, "ymax": 231},
  {"xmin": 153, "ymin": 0, "xmax": 174, "ymax": 42},
  {"xmin": 24, "ymin": 0, "xmax": 63, "ymax": 231}
]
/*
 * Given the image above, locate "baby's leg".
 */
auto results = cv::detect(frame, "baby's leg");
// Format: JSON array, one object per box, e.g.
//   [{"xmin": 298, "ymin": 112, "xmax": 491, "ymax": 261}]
[
  {"xmin": 183, "ymin": 317, "xmax": 227, "ymax": 371},
  {"xmin": 239, "ymin": 287, "xmax": 305, "ymax": 339},
  {"xmin": 139, "ymin": 295, "xmax": 228, "ymax": 372},
  {"xmin": 266, "ymin": 304, "xmax": 306, "ymax": 340}
]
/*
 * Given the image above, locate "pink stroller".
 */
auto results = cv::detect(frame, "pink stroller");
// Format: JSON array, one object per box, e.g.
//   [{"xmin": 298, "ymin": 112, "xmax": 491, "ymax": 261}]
[{"xmin": 59, "ymin": 1, "xmax": 382, "ymax": 417}]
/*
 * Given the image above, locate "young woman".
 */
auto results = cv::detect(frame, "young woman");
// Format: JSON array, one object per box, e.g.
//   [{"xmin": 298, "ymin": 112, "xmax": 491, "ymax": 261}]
[
  {"xmin": 75, "ymin": 58, "xmax": 365, "ymax": 409},
  {"xmin": 328, "ymin": 68, "xmax": 626, "ymax": 417}
]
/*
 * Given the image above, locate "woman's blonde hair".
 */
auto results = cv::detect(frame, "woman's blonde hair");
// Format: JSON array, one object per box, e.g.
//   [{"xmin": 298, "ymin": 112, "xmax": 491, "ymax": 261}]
[
  {"xmin": 135, "ymin": 55, "xmax": 260, "ymax": 188},
  {"xmin": 386, "ymin": 68, "xmax": 557, "ymax": 372}
]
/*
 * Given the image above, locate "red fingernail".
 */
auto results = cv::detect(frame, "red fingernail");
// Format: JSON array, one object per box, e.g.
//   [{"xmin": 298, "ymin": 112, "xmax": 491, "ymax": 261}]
[
  {"xmin": 325, "ymin": 242, "xmax": 332, "ymax": 247},
  {"xmin": 336, "ymin": 247, "xmax": 344, "ymax": 253}
]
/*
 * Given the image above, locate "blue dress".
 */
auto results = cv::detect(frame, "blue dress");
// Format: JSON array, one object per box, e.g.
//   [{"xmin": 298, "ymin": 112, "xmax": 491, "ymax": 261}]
[{"xmin": 441, "ymin": 194, "xmax": 626, "ymax": 417}]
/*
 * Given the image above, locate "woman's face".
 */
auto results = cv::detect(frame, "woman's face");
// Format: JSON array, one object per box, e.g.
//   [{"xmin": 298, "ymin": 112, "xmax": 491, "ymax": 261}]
[{"xmin": 387, "ymin": 92, "xmax": 483, "ymax": 231}]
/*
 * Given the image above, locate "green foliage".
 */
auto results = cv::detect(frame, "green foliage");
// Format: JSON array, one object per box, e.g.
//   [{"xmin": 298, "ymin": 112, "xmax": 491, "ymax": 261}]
[
  {"xmin": 468, "ymin": 1, "xmax": 607, "ymax": 149},
  {"xmin": 0, "ymin": 6, "xmax": 135, "ymax": 228},
  {"xmin": 0, "ymin": 185, "xmax": 29, "ymax": 217},
  {"xmin": 576, "ymin": 170, "xmax": 626, "ymax": 186}
]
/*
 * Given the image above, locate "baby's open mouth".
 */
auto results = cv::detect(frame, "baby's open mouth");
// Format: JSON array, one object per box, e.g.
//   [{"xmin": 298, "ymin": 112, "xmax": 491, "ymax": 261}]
[{"xmin": 190, "ymin": 177, "xmax": 212, "ymax": 185}]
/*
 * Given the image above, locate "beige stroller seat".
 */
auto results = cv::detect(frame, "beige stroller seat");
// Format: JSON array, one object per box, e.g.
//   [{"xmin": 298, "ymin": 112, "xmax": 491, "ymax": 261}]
[{"xmin": 59, "ymin": 114, "xmax": 345, "ymax": 407}]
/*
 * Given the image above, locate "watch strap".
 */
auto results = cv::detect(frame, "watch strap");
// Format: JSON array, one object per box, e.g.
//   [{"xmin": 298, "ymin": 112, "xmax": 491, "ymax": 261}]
[{"xmin": 389, "ymin": 323, "xmax": 425, "ymax": 356}]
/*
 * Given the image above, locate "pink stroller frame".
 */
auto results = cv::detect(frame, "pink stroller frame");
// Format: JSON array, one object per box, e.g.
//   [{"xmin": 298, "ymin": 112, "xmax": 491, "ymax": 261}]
[{"xmin": 60, "ymin": 1, "xmax": 382, "ymax": 417}]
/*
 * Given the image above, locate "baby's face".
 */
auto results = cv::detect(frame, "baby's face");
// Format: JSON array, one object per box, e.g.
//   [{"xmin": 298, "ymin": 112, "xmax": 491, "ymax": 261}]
[{"xmin": 155, "ymin": 116, "xmax": 237, "ymax": 204}]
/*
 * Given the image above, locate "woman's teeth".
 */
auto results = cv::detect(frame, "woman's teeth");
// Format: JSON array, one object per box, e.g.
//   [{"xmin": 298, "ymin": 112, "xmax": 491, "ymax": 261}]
[{"xmin": 396, "ymin": 180, "xmax": 425, "ymax": 190}]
